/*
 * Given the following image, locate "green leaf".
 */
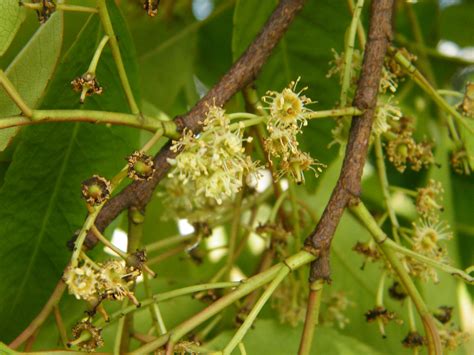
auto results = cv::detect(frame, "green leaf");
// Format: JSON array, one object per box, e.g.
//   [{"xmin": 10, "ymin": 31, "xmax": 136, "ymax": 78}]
[
  {"xmin": 0, "ymin": 0, "xmax": 26, "ymax": 55},
  {"xmin": 440, "ymin": 3, "xmax": 474, "ymax": 48},
  {"xmin": 0, "ymin": 11, "xmax": 140, "ymax": 341},
  {"xmin": 206, "ymin": 319, "xmax": 384, "ymax": 355},
  {"xmin": 0, "ymin": 13, "xmax": 63, "ymax": 151}
]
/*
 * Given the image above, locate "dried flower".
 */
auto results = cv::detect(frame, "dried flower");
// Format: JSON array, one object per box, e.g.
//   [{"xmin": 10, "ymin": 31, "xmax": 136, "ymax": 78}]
[
  {"xmin": 451, "ymin": 148, "xmax": 472, "ymax": 175},
  {"xmin": 81, "ymin": 175, "xmax": 111, "ymax": 206},
  {"xmin": 29, "ymin": 0, "xmax": 56, "ymax": 24},
  {"xmin": 70, "ymin": 321, "xmax": 104, "ymax": 352},
  {"xmin": 416, "ymin": 179, "xmax": 444, "ymax": 222},
  {"xmin": 127, "ymin": 151, "xmax": 155, "ymax": 181},
  {"xmin": 143, "ymin": 0, "xmax": 159, "ymax": 17},
  {"xmin": 365, "ymin": 306, "xmax": 400, "ymax": 337},
  {"xmin": 71, "ymin": 72, "xmax": 103, "ymax": 103},
  {"xmin": 386, "ymin": 132, "xmax": 433, "ymax": 173},
  {"xmin": 402, "ymin": 331, "xmax": 426, "ymax": 349},
  {"xmin": 433, "ymin": 306, "xmax": 453, "ymax": 324},
  {"xmin": 388, "ymin": 281, "xmax": 407, "ymax": 301},
  {"xmin": 97, "ymin": 260, "xmax": 139, "ymax": 305},
  {"xmin": 63, "ymin": 264, "xmax": 98, "ymax": 301},
  {"xmin": 460, "ymin": 82, "xmax": 474, "ymax": 118},
  {"xmin": 439, "ymin": 327, "xmax": 470, "ymax": 351},
  {"xmin": 353, "ymin": 241, "xmax": 381, "ymax": 265}
]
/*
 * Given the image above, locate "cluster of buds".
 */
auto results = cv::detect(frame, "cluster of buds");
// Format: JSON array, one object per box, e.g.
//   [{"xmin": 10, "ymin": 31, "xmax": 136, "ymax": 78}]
[
  {"xmin": 81, "ymin": 175, "xmax": 111, "ymax": 206},
  {"xmin": 262, "ymin": 78, "xmax": 325, "ymax": 183},
  {"xmin": 71, "ymin": 72, "xmax": 103, "ymax": 103},
  {"xmin": 385, "ymin": 131, "xmax": 434, "ymax": 173},
  {"xmin": 127, "ymin": 151, "xmax": 155, "ymax": 181},
  {"xmin": 320, "ymin": 291, "xmax": 353, "ymax": 329},
  {"xmin": 63, "ymin": 259, "xmax": 141, "ymax": 308},
  {"xmin": 167, "ymin": 106, "xmax": 258, "ymax": 209},
  {"xmin": 271, "ymin": 276, "xmax": 307, "ymax": 326}
]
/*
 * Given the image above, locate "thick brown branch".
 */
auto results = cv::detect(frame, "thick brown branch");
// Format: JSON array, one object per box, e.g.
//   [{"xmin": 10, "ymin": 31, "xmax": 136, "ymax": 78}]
[
  {"xmin": 304, "ymin": 0, "xmax": 394, "ymax": 282},
  {"xmin": 82, "ymin": 0, "xmax": 306, "ymax": 248}
]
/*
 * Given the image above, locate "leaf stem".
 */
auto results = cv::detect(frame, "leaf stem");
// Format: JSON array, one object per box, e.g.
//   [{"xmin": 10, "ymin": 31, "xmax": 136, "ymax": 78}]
[
  {"xmin": 0, "ymin": 70, "xmax": 33, "ymax": 117},
  {"xmin": 96, "ymin": 0, "xmax": 140, "ymax": 114},
  {"xmin": 53, "ymin": 306, "xmax": 68, "ymax": 349},
  {"xmin": 143, "ymin": 273, "xmax": 167, "ymax": 335},
  {"xmin": 298, "ymin": 280, "xmax": 324, "ymax": 355},
  {"xmin": 91, "ymin": 224, "xmax": 127, "ymax": 259},
  {"xmin": 223, "ymin": 266, "xmax": 289, "ymax": 354}
]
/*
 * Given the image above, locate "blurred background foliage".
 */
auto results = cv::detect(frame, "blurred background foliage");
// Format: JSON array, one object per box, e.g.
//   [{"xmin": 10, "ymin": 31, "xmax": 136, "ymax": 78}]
[{"xmin": 0, "ymin": 0, "xmax": 473, "ymax": 353}]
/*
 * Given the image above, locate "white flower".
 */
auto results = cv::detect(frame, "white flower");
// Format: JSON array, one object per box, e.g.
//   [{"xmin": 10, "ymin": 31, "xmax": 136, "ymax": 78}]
[{"xmin": 63, "ymin": 264, "xmax": 98, "ymax": 301}]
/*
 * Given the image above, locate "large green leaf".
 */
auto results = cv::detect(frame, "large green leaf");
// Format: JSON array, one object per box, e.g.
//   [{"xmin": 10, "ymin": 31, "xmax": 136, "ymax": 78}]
[
  {"xmin": 440, "ymin": 3, "xmax": 474, "ymax": 48},
  {"xmin": 0, "ymin": 0, "xmax": 26, "ymax": 55},
  {"xmin": 0, "ymin": 7, "xmax": 140, "ymax": 341},
  {"xmin": 0, "ymin": 13, "xmax": 63, "ymax": 151}
]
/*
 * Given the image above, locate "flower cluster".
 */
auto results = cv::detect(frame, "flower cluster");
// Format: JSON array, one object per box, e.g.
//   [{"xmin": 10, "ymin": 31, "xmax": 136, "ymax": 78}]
[
  {"xmin": 372, "ymin": 96, "xmax": 402, "ymax": 136},
  {"xmin": 460, "ymin": 82, "xmax": 474, "ymax": 118},
  {"xmin": 165, "ymin": 106, "xmax": 258, "ymax": 220},
  {"xmin": 63, "ymin": 260, "xmax": 141, "ymax": 307},
  {"xmin": 262, "ymin": 78, "xmax": 325, "ymax": 183}
]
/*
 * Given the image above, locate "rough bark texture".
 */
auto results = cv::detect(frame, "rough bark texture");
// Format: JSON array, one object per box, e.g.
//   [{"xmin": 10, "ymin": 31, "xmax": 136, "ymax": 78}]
[
  {"xmin": 304, "ymin": 0, "xmax": 394, "ymax": 282},
  {"xmin": 82, "ymin": 0, "xmax": 306, "ymax": 248}
]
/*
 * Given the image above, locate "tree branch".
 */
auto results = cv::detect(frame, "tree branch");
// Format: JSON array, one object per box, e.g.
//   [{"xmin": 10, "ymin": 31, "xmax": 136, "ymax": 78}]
[
  {"xmin": 303, "ymin": 0, "xmax": 394, "ymax": 281},
  {"xmin": 83, "ymin": 0, "xmax": 306, "ymax": 248}
]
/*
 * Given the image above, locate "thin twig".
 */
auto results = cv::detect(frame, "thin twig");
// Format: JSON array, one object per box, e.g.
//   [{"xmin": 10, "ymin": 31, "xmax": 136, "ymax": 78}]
[{"xmin": 304, "ymin": 0, "xmax": 395, "ymax": 282}]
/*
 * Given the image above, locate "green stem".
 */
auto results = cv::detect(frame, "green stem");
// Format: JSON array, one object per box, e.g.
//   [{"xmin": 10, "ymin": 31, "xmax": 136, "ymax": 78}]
[
  {"xmin": 223, "ymin": 266, "xmax": 289, "ymax": 355},
  {"xmin": 131, "ymin": 251, "xmax": 316, "ymax": 354},
  {"xmin": 347, "ymin": 0, "xmax": 366, "ymax": 48},
  {"xmin": 304, "ymin": 107, "xmax": 363, "ymax": 119},
  {"xmin": 0, "ymin": 70, "xmax": 33, "ymax": 117},
  {"xmin": 227, "ymin": 112, "xmax": 261, "ymax": 120},
  {"xmin": 96, "ymin": 282, "xmax": 240, "ymax": 328},
  {"xmin": 390, "ymin": 48, "xmax": 472, "ymax": 137},
  {"xmin": 298, "ymin": 280, "xmax": 324, "ymax": 355},
  {"xmin": 1, "ymin": 109, "xmax": 177, "ymax": 135},
  {"xmin": 88, "ymin": 36, "xmax": 109, "ymax": 74},
  {"xmin": 350, "ymin": 202, "xmax": 442, "ymax": 354},
  {"xmin": 143, "ymin": 273, "xmax": 167, "ymax": 335},
  {"xmin": 53, "ymin": 306, "xmax": 68, "ymax": 349},
  {"xmin": 146, "ymin": 234, "xmax": 195, "ymax": 253},
  {"xmin": 374, "ymin": 136, "xmax": 400, "ymax": 243},
  {"xmin": 340, "ymin": 0, "xmax": 365, "ymax": 107},
  {"xmin": 114, "ymin": 299, "xmax": 129, "ymax": 355},
  {"xmin": 437, "ymin": 90, "xmax": 464, "ymax": 99},
  {"xmin": 22, "ymin": 3, "xmax": 98, "ymax": 13},
  {"xmin": 384, "ymin": 239, "xmax": 473, "ymax": 284},
  {"xmin": 91, "ymin": 225, "xmax": 127, "ymax": 259},
  {"xmin": 97, "ymin": 0, "xmax": 140, "ymax": 114}
]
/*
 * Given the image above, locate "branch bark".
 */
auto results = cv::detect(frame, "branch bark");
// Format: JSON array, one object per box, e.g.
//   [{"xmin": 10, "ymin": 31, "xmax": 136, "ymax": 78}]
[
  {"xmin": 83, "ymin": 0, "xmax": 306, "ymax": 248},
  {"xmin": 303, "ymin": 0, "xmax": 394, "ymax": 281}
]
